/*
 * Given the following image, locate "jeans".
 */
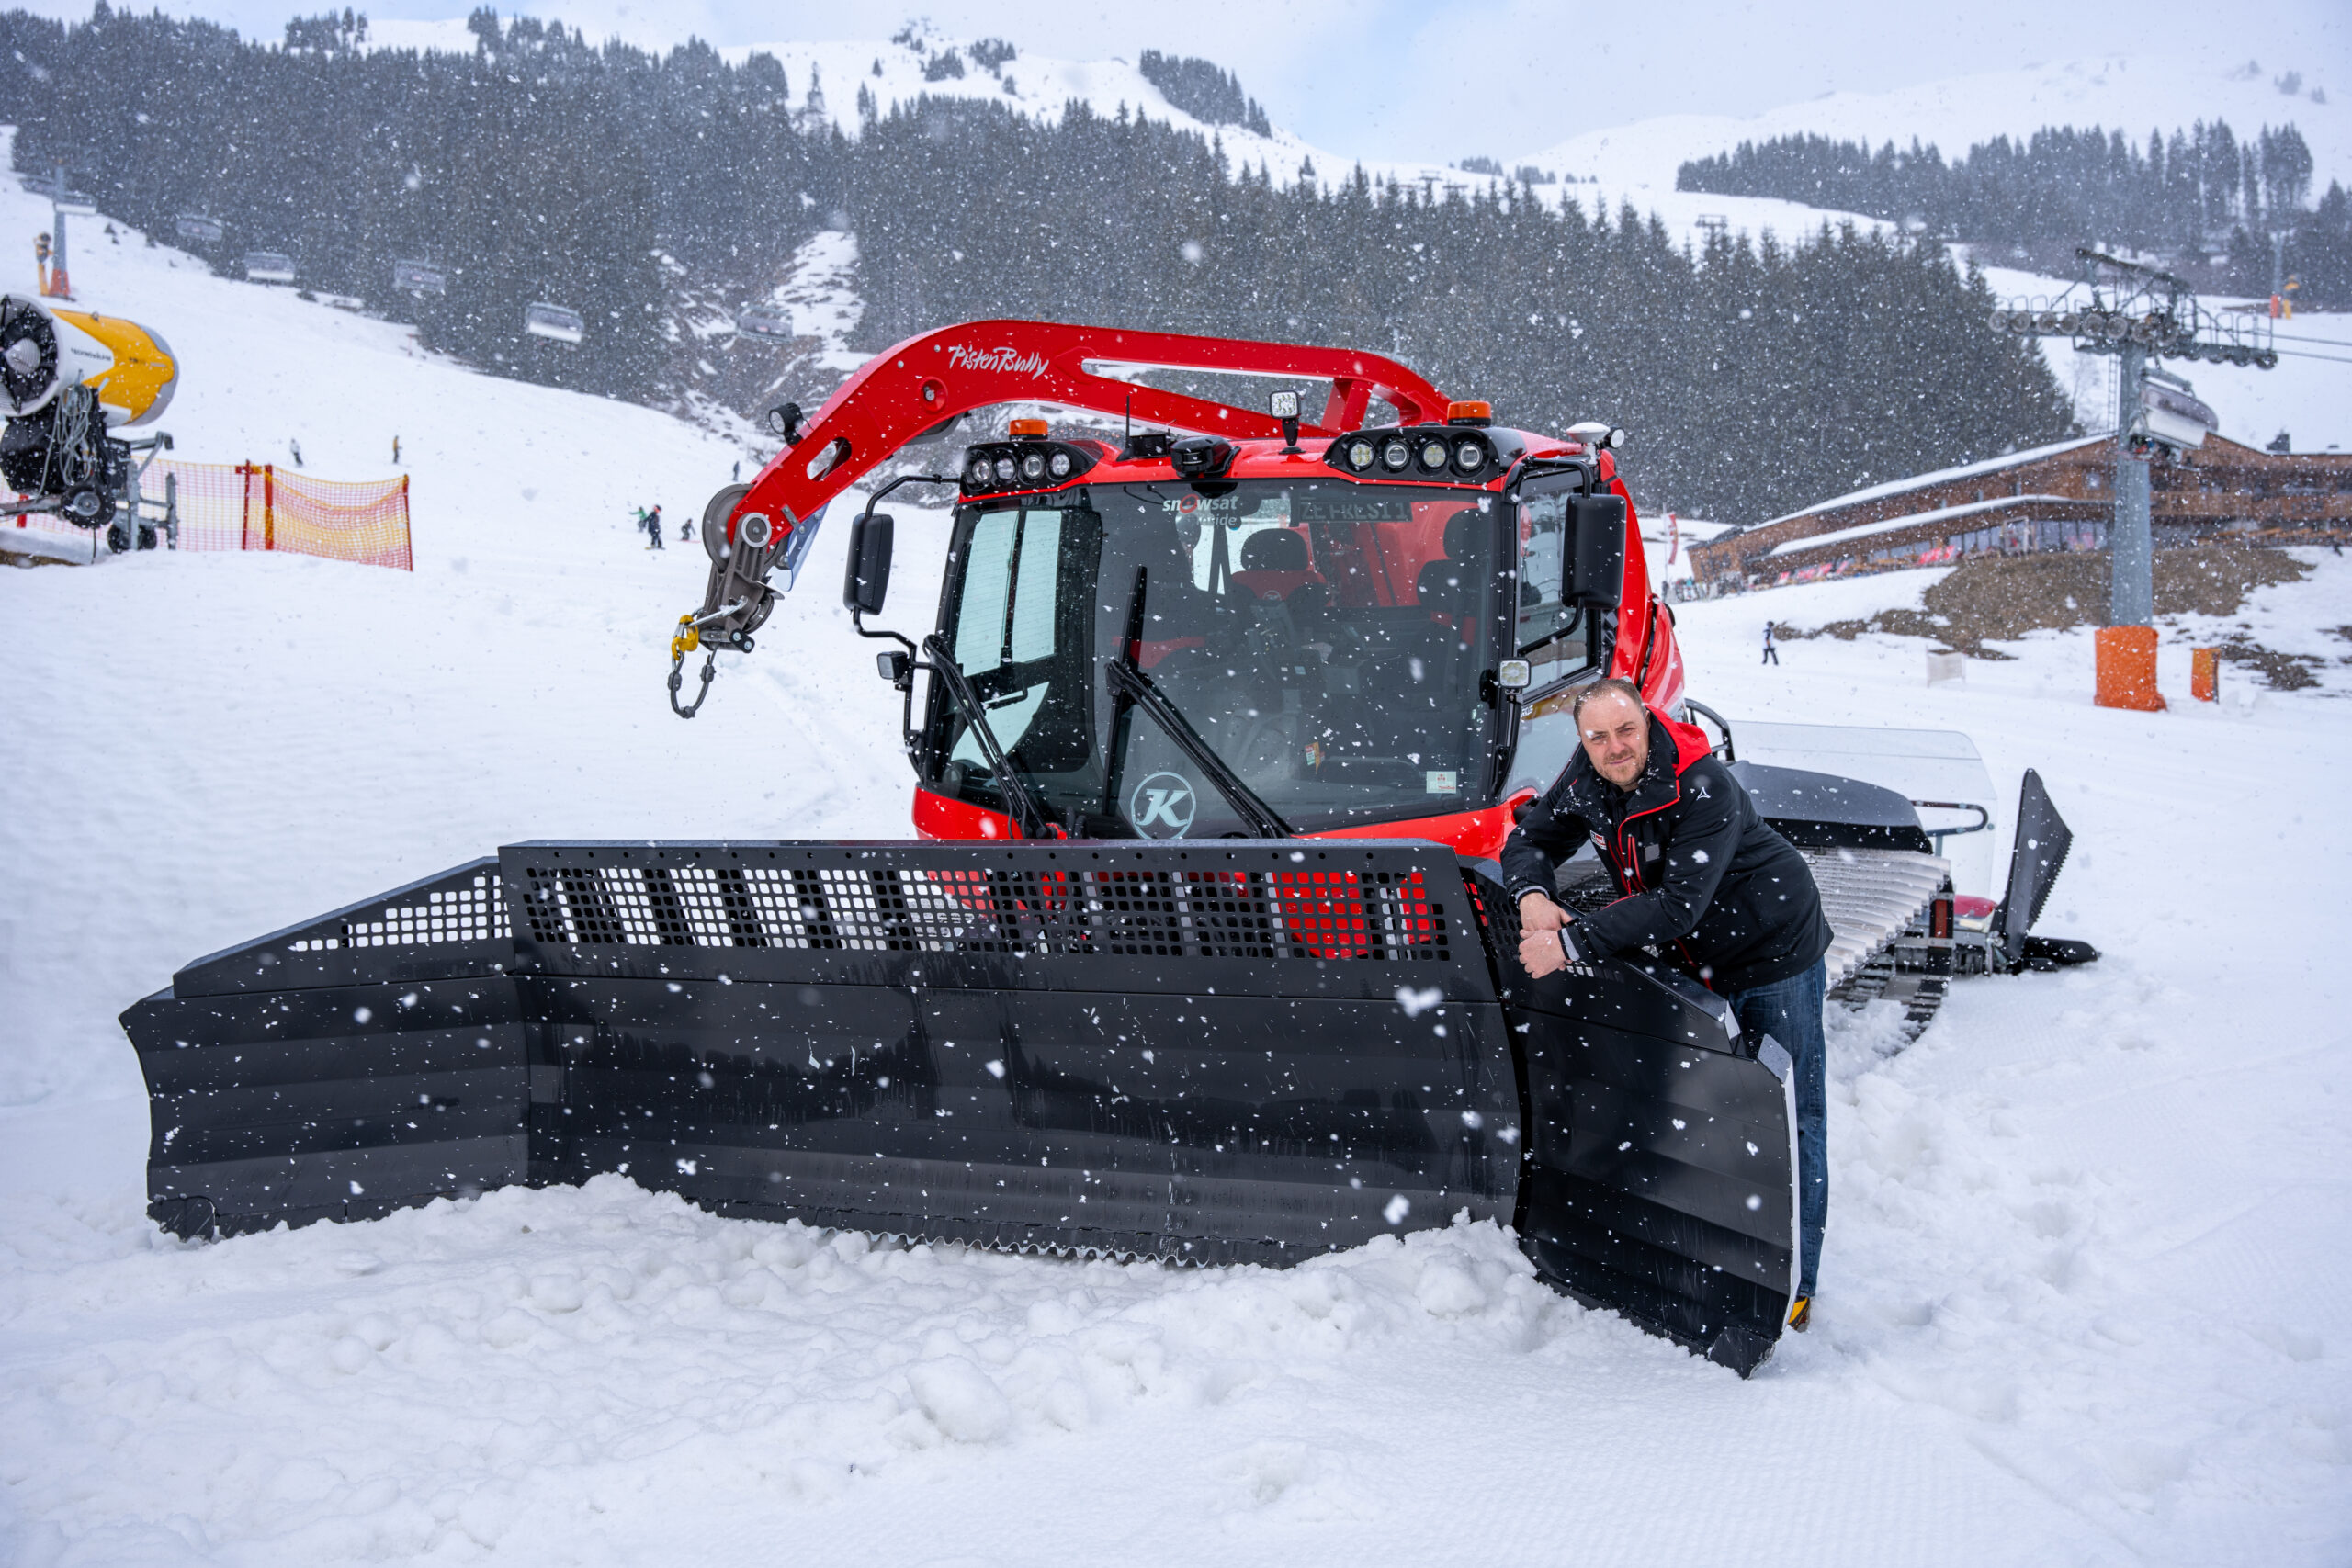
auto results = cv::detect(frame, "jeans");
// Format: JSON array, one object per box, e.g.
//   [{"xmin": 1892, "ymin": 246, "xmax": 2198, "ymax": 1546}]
[{"xmin": 1727, "ymin": 957, "xmax": 1826, "ymax": 1298}]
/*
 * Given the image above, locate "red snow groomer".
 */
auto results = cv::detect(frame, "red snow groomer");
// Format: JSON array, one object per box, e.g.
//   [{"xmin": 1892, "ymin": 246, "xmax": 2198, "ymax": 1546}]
[{"xmin": 124, "ymin": 322, "xmax": 2087, "ymax": 1376}]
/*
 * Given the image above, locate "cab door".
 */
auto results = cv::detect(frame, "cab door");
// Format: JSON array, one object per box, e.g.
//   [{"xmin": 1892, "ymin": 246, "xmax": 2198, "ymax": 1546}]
[{"xmin": 1506, "ymin": 471, "xmax": 1602, "ymax": 793}]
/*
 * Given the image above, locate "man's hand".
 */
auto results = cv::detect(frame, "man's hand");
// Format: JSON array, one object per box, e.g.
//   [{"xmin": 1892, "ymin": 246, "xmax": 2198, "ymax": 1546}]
[{"xmin": 1518, "ymin": 891, "xmax": 1573, "ymax": 977}]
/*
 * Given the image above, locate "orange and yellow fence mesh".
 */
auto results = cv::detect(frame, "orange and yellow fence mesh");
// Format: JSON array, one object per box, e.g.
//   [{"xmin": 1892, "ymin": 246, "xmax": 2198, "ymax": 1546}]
[{"xmin": 10, "ymin": 461, "xmax": 413, "ymax": 570}]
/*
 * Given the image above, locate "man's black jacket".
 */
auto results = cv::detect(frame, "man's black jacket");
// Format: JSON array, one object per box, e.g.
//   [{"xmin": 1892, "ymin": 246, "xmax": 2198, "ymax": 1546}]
[{"xmin": 1500, "ymin": 708, "xmax": 1831, "ymax": 993}]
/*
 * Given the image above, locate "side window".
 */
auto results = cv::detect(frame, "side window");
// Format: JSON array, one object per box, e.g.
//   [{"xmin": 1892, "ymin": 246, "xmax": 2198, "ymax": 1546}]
[
  {"xmin": 1516, "ymin": 484, "xmax": 1579, "ymax": 652},
  {"xmin": 1515, "ymin": 480, "xmax": 1593, "ymax": 690},
  {"xmin": 951, "ymin": 512, "xmax": 1017, "ymax": 671},
  {"xmin": 940, "ymin": 507, "xmax": 1084, "ymax": 773},
  {"xmin": 951, "ymin": 510, "xmax": 1066, "ymax": 675}
]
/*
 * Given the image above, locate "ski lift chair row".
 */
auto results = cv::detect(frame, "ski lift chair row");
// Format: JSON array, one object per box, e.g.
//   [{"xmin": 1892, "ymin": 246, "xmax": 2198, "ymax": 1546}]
[
  {"xmin": 525, "ymin": 302, "xmax": 583, "ymax": 344},
  {"xmin": 242, "ymin": 252, "xmax": 297, "ymax": 284},
  {"xmin": 734, "ymin": 305, "xmax": 795, "ymax": 342},
  {"xmin": 393, "ymin": 259, "xmax": 447, "ymax": 298}
]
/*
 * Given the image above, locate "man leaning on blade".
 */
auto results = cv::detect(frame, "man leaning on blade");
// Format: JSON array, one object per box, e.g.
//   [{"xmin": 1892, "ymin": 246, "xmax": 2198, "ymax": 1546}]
[{"xmin": 1500, "ymin": 676, "xmax": 1833, "ymax": 1331}]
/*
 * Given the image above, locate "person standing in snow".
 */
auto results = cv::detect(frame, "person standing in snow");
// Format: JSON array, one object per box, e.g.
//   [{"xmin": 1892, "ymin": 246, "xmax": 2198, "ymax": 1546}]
[
  {"xmin": 679, "ymin": 517, "xmax": 694, "ymax": 542},
  {"xmin": 1502, "ymin": 678, "xmax": 1833, "ymax": 1331},
  {"xmin": 647, "ymin": 503, "xmax": 664, "ymax": 549},
  {"xmin": 1761, "ymin": 620, "xmax": 1780, "ymax": 665}
]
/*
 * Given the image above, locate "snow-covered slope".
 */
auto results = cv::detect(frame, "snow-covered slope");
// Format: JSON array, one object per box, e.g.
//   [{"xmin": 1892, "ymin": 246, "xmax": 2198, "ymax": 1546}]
[
  {"xmin": 363, "ymin": 19, "xmax": 1345, "ymax": 193},
  {"xmin": 5, "ymin": 152, "xmax": 2352, "ymax": 1566},
  {"xmin": 1521, "ymin": 53, "xmax": 2351, "ymax": 197}
]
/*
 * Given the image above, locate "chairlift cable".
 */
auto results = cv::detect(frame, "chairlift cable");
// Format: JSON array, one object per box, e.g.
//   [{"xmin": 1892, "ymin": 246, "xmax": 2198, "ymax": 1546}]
[{"xmin": 2263, "ymin": 347, "xmax": 2352, "ymax": 367}]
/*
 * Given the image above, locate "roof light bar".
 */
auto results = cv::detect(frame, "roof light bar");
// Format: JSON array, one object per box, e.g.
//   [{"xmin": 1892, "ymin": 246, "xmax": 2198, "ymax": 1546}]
[
  {"xmin": 1324, "ymin": 423, "xmax": 1509, "ymax": 482},
  {"xmin": 959, "ymin": 438, "xmax": 1099, "ymax": 498}
]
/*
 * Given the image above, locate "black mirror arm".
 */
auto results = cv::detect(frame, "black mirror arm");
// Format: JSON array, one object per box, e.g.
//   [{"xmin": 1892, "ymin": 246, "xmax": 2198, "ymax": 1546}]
[
  {"xmin": 849, "ymin": 473, "xmax": 956, "ymax": 652},
  {"xmin": 919, "ymin": 633, "xmax": 1053, "ymax": 840}
]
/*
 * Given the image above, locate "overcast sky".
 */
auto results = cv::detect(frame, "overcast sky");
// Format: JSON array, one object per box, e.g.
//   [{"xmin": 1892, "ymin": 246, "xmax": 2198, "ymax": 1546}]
[{"xmin": 29, "ymin": 0, "xmax": 2352, "ymax": 162}]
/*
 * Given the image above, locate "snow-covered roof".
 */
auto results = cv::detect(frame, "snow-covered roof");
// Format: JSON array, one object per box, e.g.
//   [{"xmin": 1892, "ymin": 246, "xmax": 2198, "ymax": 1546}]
[
  {"xmin": 1765, "ymin": 492, "xmax": 2090, "ymax": 558},
  {"xmin": 1759, "ymin": 434, "xmax": 2108, "ymax": 529}
]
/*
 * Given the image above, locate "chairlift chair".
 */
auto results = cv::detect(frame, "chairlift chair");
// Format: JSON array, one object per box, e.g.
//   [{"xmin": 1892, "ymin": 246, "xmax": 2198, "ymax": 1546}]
[
  {"xmin": 25, "ymin": 175, "xmax": 96, "ymax": 215},
  {"xmin": 242, "ymin": 252, "xmax": 297, "ymax": 285},
  {"xmin": 524, "ymin": 301, "xmax": 584, "ymax": 344},
  {"xmin": 734, "ymin": 305, "xmax": 795, "ymax": 342},
  {"xmin": 175, "ymin": 213, "xmax": 223, "ymax": 244},
  {"xmin": 392, "ymin": 259, "xmax": 447, "ymax": 298}
]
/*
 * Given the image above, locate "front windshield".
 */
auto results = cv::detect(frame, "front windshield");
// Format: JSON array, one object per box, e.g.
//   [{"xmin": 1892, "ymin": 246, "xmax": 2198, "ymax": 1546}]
[{"xmin": 927, "ymin": 479, "xmax": 1505, "ymax": 837}]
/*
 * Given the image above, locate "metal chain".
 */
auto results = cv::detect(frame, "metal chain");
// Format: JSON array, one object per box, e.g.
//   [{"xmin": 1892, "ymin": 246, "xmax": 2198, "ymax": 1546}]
[{"xmin": 667, "ymin": 616, "xmax": 717, "ymax": 718}]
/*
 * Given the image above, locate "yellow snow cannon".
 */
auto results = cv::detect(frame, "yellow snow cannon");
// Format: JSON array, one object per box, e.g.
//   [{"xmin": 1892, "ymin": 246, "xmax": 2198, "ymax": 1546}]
[
  {"xmin": 1, "ymin": 296, "xmax": 178, "ymax": 426},
  {"xmin": 0, "ymin": 294, "xmax": 178, "ymax": 541}
]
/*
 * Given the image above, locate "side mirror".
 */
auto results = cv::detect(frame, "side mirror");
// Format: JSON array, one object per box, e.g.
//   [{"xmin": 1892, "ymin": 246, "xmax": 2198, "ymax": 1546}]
[
  {"xmin": 843, "ymin": 512, "xmax": 894, "ymax": 615},
  {"xmin": 1569, "ymin": 494, "xmax": 1626, "ymax": 607}
]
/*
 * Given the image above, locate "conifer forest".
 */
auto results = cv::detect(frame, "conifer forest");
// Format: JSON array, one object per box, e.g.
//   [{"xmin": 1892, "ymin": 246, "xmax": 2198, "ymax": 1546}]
[{"xmin": 0, "ymin": 6, "xmax": 2097, "ymax": 522}]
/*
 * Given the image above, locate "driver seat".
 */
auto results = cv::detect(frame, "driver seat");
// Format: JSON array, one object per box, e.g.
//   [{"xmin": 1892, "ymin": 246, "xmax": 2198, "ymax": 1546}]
[{"xmin": 1229, "ymin": 527, "xmax": 1323, "ymax": 604}]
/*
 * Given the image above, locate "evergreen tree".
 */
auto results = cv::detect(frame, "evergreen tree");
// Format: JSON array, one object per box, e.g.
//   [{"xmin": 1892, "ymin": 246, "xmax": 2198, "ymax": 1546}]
[{"xmin": 1679, "ymin": 115, "xmax": 2349, "ymax": 305}]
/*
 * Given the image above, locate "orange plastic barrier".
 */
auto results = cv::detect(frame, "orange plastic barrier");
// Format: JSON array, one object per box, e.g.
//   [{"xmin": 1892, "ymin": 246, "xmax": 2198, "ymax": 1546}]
[
  {"xmin": 8, "ymin": 461, "xmax": 411, "ymax": 570},
  {"xmin": 2190, "ymin": 646, "xmax": 2219, "ymax": 702},
  {"xmin": 2095, "ymin": 626, "xmax": 2166, "ymax": 712}
]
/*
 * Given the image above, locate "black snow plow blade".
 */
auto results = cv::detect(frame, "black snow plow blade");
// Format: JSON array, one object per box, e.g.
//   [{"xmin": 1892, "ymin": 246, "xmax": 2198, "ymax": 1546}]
[{"xmin": 123, "ymin": 840, "xmax": 1800, "ymax": 1373}]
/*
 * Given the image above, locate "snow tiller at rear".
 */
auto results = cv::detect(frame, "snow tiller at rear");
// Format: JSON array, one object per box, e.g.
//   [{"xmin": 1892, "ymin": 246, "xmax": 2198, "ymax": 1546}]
[{"xmin": 125, "ymin": 321, "xmax": 2088, "ymax": 1376}]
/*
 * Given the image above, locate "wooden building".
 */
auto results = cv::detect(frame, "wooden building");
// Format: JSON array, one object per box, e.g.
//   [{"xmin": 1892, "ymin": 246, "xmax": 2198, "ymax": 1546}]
[{"xmin": 1690, "ymin": 434, "xmax": 2352, "ymax": 586}]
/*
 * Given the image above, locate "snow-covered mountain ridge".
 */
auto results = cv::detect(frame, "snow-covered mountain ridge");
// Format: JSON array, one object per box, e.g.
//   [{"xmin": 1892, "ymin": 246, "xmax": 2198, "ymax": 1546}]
[{"xmin": 1520, "ymin": 53, "xmax": 2349, "ymax": 197}]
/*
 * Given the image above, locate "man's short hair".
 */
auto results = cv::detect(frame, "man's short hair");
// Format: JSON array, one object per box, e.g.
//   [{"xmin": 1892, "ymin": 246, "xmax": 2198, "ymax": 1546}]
[{"xmin": 1570, "ymin": 676, "xmax": 1645, "ymax": 722}]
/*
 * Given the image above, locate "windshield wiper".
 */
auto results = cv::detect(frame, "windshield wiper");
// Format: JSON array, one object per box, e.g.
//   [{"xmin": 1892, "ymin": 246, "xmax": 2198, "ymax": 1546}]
[
  {"xmin": 920, "ymin": 632, "xmax": 1053, "ymax": 839},
  {"xmin": 1100, "ymin": 569, "xmax": 1292, "ymax": 840}
]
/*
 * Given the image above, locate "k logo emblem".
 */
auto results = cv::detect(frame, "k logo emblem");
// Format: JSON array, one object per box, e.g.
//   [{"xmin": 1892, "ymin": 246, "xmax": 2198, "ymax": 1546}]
[{"xmin": 1127, "ymin": 771, "xmax": 1197, "ymax": 837}]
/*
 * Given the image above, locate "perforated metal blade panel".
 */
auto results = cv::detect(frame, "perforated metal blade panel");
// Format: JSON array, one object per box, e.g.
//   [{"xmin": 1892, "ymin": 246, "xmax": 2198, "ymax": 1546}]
[
  {"xmin": 123, "ymin": 857, "xmax": 531, "ymax": 1238},
  {"xmin": 502, "ymin": 840, "xmax": 1515, "ymax": 1265}
]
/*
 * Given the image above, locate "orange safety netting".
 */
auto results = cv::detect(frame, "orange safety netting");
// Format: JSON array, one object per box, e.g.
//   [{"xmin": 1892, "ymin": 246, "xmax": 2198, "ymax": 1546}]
[{"xmin": 7, "ymin": 461, "xmax": 412, "ymax": 570}]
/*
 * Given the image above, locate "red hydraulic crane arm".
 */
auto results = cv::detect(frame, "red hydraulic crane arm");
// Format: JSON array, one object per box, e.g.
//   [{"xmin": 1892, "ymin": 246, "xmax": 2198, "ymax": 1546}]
[{"xmin": 725, "ymin": 319, "xmax": 1453, "ymax": 549}]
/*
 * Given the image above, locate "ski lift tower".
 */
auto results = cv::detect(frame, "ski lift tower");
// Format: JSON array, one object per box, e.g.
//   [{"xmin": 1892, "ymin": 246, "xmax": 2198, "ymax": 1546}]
[
  {"xmin": 24, "ymin": 163, "xmax": 97, "ymax": 299},
  {"xmin": 1992, "ymin": 250, "xmax": 2276, "ymax": 705}
]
